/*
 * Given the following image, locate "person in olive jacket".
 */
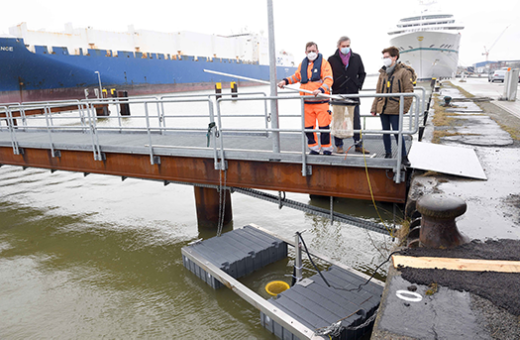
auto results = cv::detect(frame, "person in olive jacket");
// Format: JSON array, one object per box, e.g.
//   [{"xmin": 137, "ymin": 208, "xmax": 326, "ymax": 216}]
[
  {"xmin": 370, "ymin": 46, "xmax": 413, "ymax": 167},
  {"xmin": 328, "ymin": 36, "xmax": 368, "ymax": 154}
]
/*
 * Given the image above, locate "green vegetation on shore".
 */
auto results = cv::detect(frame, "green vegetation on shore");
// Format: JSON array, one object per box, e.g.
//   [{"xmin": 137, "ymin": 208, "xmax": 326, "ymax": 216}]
[
  {"xmin": 431, "ymin": 81, "xmax": 520, "ymax": 143},
  {"xmin": 431, "ymin": 92, "xmax": 470, "ymax": 144}
]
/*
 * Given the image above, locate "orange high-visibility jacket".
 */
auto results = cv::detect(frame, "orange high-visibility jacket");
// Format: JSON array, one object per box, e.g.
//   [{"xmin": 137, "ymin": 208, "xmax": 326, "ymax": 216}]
[{"xmin": 285, "ymin": 54, "xmax": 333, "ymax": 103}]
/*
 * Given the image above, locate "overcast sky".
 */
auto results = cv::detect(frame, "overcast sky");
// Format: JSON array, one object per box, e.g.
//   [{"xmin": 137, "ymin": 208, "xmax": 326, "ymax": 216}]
[{"xmin": 2, "ymin": 0, "xmax": 520, "ymax": 72}]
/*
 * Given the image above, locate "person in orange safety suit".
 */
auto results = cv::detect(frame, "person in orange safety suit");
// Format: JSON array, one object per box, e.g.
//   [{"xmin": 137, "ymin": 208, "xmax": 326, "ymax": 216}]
[{"xmin": 277, "ymin": 42, "xmax": 334, "ymax": 155}]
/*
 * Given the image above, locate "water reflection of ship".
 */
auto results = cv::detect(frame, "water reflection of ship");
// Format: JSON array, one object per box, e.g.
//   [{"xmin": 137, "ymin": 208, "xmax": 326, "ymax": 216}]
[{"xmin": 387, "ymin": 0, "xmax": 464, "ymax": 80}]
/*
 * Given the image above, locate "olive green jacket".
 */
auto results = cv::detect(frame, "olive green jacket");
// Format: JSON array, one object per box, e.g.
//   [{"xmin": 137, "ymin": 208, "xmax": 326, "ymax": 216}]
[{"xmin": 370, "ymin": 63, "xmax": 414, "ymax": 115}]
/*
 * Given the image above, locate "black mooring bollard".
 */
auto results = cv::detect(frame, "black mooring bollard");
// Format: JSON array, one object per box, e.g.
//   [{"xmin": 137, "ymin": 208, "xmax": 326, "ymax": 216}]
[
  {"xmin": 430, "ymin": 77, "xmax": 437, "ymax": 89},
  {"xmin": 231, "ymin": 81, "xmax": 238, "ymax": 98},
  {"xmin": 117, "ymin": 90, "xmax": 130, "ymax": 116},
  {"xmin": 215, "ymin": 82, "xmax": 222, "ymax": 100},
  {"xmin": 417, "ymin": 194, "xmax": 469, "ymax": 248}
]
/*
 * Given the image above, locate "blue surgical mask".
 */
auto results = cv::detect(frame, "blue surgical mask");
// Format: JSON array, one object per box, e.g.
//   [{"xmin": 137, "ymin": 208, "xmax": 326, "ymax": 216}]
[{"xmin": 340, "ymin": 47, "xmax": 350, "ymax": 55}]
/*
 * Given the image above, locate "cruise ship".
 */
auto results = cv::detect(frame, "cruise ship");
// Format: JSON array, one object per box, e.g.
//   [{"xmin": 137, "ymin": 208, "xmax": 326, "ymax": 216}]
[
  {"xmin": 388, "ymin": 1, "xmax": 464, "ymax": 80},
  {"xmin": 0, "ymin": 23, "xmax": 296, "ymax": 103}
]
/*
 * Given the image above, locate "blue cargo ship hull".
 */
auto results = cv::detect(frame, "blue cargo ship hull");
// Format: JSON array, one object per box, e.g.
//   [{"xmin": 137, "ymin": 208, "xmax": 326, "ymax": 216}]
[{"xmin": 0, "ymin": 37, "xmax": 296, "ymax": 103}]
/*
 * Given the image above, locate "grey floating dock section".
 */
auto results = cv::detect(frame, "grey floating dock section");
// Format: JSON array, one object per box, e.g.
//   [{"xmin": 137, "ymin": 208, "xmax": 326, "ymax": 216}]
[
  {"xmin": 182, "ymin": 224, "xmax": 383, "ymax": 339},
  {"xmin": 182, "ymin": 225, "xmax": 287, "ymax": 289},
  {"xmin": 261, "ymin": 266, "xmax": 383, "ymax": 340}
]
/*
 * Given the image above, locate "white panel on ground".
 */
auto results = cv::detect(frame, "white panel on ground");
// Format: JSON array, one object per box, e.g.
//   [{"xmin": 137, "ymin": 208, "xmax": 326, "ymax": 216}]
[{"xmin": 408, "ymin": 142, "xmax": 487, "ymax": 180}]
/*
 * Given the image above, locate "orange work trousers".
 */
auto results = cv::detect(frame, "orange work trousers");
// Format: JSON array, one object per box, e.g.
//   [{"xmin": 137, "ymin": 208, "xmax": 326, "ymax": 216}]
[{"xmin": 304, "ymin": 102, "xmax": 332, "ymax": 152}]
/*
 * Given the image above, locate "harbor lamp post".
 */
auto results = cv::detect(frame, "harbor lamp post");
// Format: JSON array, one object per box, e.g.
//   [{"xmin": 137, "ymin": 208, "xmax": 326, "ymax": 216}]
[
  {"xmin": 94, "ymin": 71, "xmax": 103, "ymax": 98},
  {"xmin": 267, "ymin": 0, "xmax": 280, "ymax": 154}
]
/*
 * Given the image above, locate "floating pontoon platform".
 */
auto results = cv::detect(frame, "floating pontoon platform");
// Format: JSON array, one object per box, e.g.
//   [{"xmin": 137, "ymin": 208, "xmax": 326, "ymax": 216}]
[{"xmin": 181, "ymin": 224, "xmax": 384, "ymax": 339}]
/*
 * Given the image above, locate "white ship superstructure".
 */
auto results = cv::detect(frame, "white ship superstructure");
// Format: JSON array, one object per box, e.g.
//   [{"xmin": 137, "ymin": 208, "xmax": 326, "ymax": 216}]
[
  {"xmin": 8, "ymin": 22, "xmax": 295, "ymax": 67},
  {"xmin": 388, "ymin": 1, "xmax": 464, "ymax": 79}
]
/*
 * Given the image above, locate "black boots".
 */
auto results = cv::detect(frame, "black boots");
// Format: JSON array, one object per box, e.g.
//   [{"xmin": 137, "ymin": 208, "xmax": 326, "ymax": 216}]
[{"xmin": 384, "ymin": 153, "xmax": 411, "ymax": 167}]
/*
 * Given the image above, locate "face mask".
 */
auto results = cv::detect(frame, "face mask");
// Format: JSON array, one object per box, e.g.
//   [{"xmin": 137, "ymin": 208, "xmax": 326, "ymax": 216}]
[
  {"xmin": 340, "ymin": 47, "xmax": 350, "ymax": 55},
  {"xmin": 383, "ymin": 57, "xmax": 393, "ymax": 67},
  {"xmin": 307, "ymin": 52, "xmax": 317, "ymax": 61}
]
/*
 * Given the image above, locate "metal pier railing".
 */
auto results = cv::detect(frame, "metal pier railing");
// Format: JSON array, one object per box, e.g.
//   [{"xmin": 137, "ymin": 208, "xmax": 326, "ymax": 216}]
[{"xmin": 0, "ymin": 89, "xmax": 423, "ymax": 183}]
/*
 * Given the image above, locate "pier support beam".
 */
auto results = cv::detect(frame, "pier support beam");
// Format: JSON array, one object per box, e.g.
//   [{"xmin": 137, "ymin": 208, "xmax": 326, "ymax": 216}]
[{"xmin": 193, "ymin": 186, "xmax": 232, "ymax": 228}]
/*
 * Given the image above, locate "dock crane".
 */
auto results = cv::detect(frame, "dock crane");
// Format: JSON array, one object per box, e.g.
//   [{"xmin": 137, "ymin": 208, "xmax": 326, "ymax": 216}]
[{"xmin": 482, "ymin": 25, "xmax": 510, "ymax": 61}]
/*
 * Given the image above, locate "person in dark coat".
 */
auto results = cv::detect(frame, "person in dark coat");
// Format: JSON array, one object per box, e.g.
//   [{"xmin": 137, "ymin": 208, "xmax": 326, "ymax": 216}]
[{"xmin": 328, "ymin": 36, "xmax": 368, "ymax": 154}]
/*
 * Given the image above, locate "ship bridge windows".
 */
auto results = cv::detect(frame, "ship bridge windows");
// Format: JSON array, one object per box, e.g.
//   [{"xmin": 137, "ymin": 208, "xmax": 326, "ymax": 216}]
[
  {"xmin": 399, "ymin": 20, "xmax": 456, "ymax": 28},
  {"xmin": 400, "ymin": 14, "xmax": 453, "ymax": 22}
]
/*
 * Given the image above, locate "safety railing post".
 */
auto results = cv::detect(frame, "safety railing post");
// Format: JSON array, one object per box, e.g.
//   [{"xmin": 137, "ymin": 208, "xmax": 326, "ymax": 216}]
[
  {"xmin": 115, "ymin": 98, "xmax": 122, "ymax": 133},
  {"xmin": 144, "ymin": 102, "xmax": 156, "ymax": 165},
  {"xmin": 207, "ymin": 96, "xmax": 220, "ymax": 170},
  {"xmin": 294, "ymin": 233, "xmax": 303, "ymax": 284},
  {"xmin": 160, "ymin": 100, "xmax": 166, "ymax": 128},
  {"xmin": 155, "ymin": 101, "xmax": 162, "ymax": 133},
  {"xmin": 86, "ymin": 102, "xmax": 102, "ymax": 161},
  {"xmin": 215, "ymin": 98, "xmax": 226, "ymax": 170},
  {"xmin": 263, "ymin": 93, "xmax": 269, "ymax": 136},
  {"xmin": 20, "ymin": 107, "xmax": 27, "ymax": 129},
  {"xmin": 300, "ymin": 98, "xmax": 308, "ymax": 176},
  {"xmin": 92, "ymin": 103, "xmax": 102, "ymax": 160},
  {"xmin": 394, "ymin": 96, "xmax": 405, "ymax": 183},
  {"xmin": 415, "ymin": 92, "xmax": 421, "ymax": 132},
  {"xmin": 5, "ymin": 107, "xmax": 21, "ymax": 155},
  {"xmin": 43, "ymin": 105, "xmax": 57, "ymax": 157},
  {"xmin": 78, "ymin": 103, "xmax": 86, "ymax": 131}
]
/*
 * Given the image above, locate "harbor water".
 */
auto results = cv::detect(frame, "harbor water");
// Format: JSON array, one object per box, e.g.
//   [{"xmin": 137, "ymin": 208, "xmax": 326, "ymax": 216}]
[{"xmin": 0, "ymin": 76, "xmax": 403, "ymax": 338}]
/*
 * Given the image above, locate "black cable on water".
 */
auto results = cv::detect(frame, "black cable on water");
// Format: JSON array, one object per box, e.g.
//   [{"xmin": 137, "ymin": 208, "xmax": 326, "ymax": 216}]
[{"xmin": 297, "ymin": 232, "xmax": 331, "ymax": 287}]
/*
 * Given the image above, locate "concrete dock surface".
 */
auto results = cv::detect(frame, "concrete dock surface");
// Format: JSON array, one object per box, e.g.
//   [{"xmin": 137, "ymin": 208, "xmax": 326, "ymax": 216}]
[{"xmin": 371, "ymin": 78, "xmax": 520, "ymax": 340}]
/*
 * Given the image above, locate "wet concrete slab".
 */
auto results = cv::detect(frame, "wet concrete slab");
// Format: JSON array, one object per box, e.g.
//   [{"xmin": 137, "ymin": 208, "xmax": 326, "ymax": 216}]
[
  {"xmin": 372, "ymin": 79, "xmax": 520, "ymax": 339},
  {"xmin": 445, "ymin": 108, "xmax": 484, "ymax": 114},
  {"xmin": 442, "ymin": 115, "xmax": 513, "ymax": 146},
  {"xmin": 374, "ymin": 240, "xmax": 520, "ymax": 340},
  {"xmin": 438, "ymin": 147, "xmax": 520, "ymax": 240},
  {"xmin": 399, "ymin": 240, "xmax": 520, "ymax": 316},
  {"xmin": 373, "ymin": 273, "xmax": 489, "ymax": 340}
]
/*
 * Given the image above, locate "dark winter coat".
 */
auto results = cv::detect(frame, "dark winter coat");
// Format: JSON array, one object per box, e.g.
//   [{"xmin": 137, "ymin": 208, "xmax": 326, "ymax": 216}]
[
  {"xmin": 370, "ymin": 63, "xmax": 414, "ymax": 115},
  {"xmin": 328, "ymin": 49, "xmax": 366, "ymax": 105}
]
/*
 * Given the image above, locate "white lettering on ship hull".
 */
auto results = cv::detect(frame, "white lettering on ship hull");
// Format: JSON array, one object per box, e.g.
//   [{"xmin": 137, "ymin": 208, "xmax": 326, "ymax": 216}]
[{"xmin": 1, "ymin": 46, "xmax": 14, "ymax": 52}]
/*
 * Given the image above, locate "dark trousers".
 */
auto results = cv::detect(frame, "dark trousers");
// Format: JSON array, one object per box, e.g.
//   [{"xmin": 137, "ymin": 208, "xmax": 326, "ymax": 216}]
[
  {"xmin": 334, "ymin": 105, "xmax": 361, "ymax": 147},
  {"xmin": 380, "ymin": 113, "xmax": 407, "ymax": 156}
]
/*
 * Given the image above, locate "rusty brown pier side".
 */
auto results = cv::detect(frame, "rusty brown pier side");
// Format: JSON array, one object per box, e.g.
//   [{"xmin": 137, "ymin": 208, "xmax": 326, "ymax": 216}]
[{"xmin": 0, "ymin": 146, "xmax": 406, "ymax": 202}]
